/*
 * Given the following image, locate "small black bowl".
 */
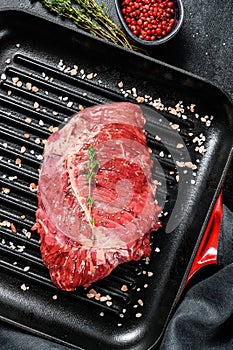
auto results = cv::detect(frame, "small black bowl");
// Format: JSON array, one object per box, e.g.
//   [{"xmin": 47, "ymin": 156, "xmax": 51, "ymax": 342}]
[{"xmin": 115, "ymin": 0, "xmax": 184, "ymax": 46}]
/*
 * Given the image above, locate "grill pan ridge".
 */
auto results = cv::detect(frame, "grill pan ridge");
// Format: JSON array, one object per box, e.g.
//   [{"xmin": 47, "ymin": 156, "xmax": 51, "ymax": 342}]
[{"xmin": 0, "ymin": 3, "xmax": 233, "ymax": 350}]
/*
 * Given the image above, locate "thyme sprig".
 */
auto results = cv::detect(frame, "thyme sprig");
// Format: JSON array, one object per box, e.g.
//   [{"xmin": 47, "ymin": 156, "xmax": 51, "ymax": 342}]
[
  {"xmin": 41, "ymin": 0, "xmax": 136, "ymax": 50},
  {"xmin": 86, "ymin": 145, "xmax": 98, "ymax": 244}
]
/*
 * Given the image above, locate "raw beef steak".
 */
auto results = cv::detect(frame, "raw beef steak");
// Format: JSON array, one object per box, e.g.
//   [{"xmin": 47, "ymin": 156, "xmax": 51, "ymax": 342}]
[{"xmin": 34, "ymin": 102, "xmax": 161, "ymax": 291}]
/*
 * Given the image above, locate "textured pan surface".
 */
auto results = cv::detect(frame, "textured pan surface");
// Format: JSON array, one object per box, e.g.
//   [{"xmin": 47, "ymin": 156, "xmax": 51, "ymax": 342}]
[{"xmin": 0, "ymin": 3, "xmax": 233, "ymax": 350}]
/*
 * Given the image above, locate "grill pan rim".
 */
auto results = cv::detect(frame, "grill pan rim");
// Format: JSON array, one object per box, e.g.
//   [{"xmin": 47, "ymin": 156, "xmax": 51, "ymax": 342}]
[{"xmin": 0, "ymin": 315, "xmax": 80, "ymax": 350}]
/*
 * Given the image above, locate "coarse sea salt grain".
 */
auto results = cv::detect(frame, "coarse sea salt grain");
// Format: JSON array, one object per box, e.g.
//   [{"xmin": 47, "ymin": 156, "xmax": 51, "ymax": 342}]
[
  {"xmin": 67, "ymin": 101, "xmax": 73, "ymax": 108},
  {"xmin": 21, "ymin": 284, "xmax": 29, "ymax": 291},
  {"xmin": 1, "ymin": 73, "xmax": 7, "ymax": 80},
  {"xmin": 159, "ymin": 151, "xmax": 164, "ymax": 157}
]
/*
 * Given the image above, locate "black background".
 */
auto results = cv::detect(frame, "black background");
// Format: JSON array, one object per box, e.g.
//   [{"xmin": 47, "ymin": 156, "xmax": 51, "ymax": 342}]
[{"xmin": 106, "ymin": 0, "xmax": 233, "ymax": 100}]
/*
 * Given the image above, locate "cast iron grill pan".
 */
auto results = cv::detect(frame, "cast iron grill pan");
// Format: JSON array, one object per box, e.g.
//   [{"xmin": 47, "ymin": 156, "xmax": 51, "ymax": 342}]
[{"xmin": 0, "ymin": 4, "xmax": 232, "ymax": 350}]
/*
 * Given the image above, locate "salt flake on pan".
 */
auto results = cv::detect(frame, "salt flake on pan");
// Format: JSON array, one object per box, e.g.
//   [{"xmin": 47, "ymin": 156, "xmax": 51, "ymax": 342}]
[
  {"xmin": 1, "ymin": 73, "xmax": 7, "ymax": 80},
  {"xmin": 20, "ymin": 284, "xmax": 29, "ymax": 291}
]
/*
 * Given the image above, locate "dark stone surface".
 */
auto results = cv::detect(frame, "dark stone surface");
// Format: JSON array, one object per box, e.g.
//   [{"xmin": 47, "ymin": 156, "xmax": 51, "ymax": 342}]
[
  {"xmin": 150, "ymin": 1, "xmax": 233, "ymax": 99},
  {"xmin": 107, "ymin": 0, "xmax": 233, "ymax": 100}
]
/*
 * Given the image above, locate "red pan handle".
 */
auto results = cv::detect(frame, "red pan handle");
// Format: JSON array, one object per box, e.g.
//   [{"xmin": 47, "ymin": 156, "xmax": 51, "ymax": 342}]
[{"xmin": 186, "ymin": 191, "xmax": 223, "ymax": 285}]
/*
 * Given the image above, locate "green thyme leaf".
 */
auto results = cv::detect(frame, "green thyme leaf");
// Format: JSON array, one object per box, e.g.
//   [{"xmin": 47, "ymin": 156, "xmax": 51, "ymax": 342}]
[
  {"xmin": 40, "ymin": 0, "xmax": 138, "ymax": 50},
  {"xmin": 86, "ymin": 144, "xmax": 98, "ymax": 244},
  {"xmin": 86, "ymin": 197, "xmax": 94, "ymax": 206}
]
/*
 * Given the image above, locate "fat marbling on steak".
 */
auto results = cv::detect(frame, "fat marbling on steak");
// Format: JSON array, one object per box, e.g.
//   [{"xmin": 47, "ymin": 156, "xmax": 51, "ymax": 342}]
[{"xmin": 34, "ymin": 102, "xmax": 161, "ymax": 291}]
